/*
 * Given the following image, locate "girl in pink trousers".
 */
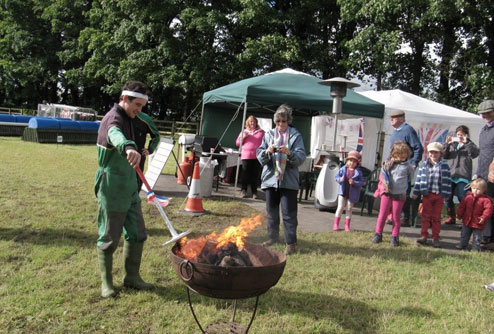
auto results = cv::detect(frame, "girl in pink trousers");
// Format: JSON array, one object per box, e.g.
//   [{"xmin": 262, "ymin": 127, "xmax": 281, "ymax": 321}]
[{"xmin": 373, "ymin": 141, "xmax": 414, "ymax": 246}]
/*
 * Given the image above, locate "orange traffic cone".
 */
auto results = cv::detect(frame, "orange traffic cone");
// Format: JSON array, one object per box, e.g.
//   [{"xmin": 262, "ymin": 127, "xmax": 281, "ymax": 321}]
[{"xmin": 180, "ymin": 161, "xmax": 207, "ymax": 216}]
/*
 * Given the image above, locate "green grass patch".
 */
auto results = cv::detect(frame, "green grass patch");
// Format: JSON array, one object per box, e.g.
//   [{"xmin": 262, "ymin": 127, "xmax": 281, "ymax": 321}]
[{"xmin": 1, "ymin": 137, "xmax": 494, "ymax": 333}]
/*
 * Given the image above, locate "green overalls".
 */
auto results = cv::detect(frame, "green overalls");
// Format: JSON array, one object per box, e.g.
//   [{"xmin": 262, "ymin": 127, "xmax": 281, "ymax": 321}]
[{"xmin": 94, "ymin": 105, "xmax": 147, "ymax": 251}]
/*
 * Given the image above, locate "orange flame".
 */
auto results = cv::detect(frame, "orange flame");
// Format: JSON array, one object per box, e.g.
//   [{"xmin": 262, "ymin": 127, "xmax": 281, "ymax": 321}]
[
  {"xmin": 215, "ymin": 213, "xmax": 263, "ymax": 250},
  {"xmin": 178, "ymin": 213, "xmax": 263, "ymax": 260}
]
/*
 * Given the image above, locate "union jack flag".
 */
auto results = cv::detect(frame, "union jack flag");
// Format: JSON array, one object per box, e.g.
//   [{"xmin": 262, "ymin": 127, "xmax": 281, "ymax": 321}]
[
  {"xmin": 147, "ymin": 191, "xmax": 170, "ymax": 207},
  {"xmin": 417, "ymin": 124, "xmax": 449, "ymax": 160},
  {"xmin": 356, "ymin": 118, "xmax": 365, "ymax": 152}
]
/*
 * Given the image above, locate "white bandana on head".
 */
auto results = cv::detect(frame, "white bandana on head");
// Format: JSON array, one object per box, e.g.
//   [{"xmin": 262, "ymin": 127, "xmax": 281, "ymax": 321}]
[{"xmin": 121, "ymin": 90, "xmax": 149, "ymax": 102}]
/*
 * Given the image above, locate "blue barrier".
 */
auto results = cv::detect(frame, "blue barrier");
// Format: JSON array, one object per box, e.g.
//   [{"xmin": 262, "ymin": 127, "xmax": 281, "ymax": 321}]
[
  {"xmin": 28, "ymin": 117, "xmax": 60, "ymax": 129},
  {"xmin": 14, "ymin": 115, "xmax": 33, "ymax": 123},
  {"xmin": 0, "ymin": 114, "xmax": 16, "ymax": 122},
  {"xmin": 77, "ymin": 121, "xmax": 100, "ymax": 131}
]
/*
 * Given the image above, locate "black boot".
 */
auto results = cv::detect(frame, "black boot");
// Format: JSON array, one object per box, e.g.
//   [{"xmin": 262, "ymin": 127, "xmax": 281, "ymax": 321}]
[
  {"xmin": 390, "ymin": 236, "xmax": 400, "ymax": 247},
  {"xmin": 372, "ymin": 233, "xmax": 383, "ymax": 244}
]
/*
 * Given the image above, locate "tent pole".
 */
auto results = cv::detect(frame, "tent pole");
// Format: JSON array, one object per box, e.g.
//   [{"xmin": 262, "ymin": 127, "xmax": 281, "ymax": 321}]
[
  {"xmin": 198, "ymin": 101, "xmax": 205, "ymax": 135},
  {"xmin": 331, "ymin": 96, "xmax": 342, "ymax": 151},
  {"xmin": 332, "ymin": 113, "xmax": 339, "ymax": 151},
  {"xmin": 234, "ymin": 100, "xmax": 248, "ymax": 197}
]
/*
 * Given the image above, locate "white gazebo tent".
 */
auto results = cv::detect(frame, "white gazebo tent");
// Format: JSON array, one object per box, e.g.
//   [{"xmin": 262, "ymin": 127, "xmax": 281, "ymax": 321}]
[{"xmin": 359, "ymin": 89, "xmax": 482, "ymax": 164}]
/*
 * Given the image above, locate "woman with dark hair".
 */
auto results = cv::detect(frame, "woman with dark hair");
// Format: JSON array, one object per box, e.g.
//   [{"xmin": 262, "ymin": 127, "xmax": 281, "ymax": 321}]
[
  {"xmin": 443, "ymin": 125, "xmax": 480, "ymax": 224},
  {"xmin": 236, "ymin": 115, "xmax": 265, "ymax": 198}
]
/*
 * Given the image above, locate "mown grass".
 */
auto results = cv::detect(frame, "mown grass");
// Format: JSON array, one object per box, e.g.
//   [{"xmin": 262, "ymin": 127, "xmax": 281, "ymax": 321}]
[{"xmin": 1, "ymin": 137, "xmax": 494, "ymax": 334}]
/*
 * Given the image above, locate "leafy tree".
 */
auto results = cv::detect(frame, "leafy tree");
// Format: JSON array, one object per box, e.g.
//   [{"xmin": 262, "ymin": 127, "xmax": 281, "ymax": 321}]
[
  {"xmin": 0, "ymin": 0, "xmax": 60, "ymax": 108},
  {"xmin": 448, "ymin": 0, "xmax": 494, "ymax": 112},
  {"xmin": 340, "ymin": 0, "xmax": 440, "ymax": 95},
  {"xmin": 2, "ymin": 0, "xmax": 494, "ymax": 117}
]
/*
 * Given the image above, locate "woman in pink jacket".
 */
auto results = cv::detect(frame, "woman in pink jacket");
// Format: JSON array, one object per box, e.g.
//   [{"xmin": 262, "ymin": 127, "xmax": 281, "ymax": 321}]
[{"xmin": 236, "ymin": 115, "xmax": 265, "ymax": 198}]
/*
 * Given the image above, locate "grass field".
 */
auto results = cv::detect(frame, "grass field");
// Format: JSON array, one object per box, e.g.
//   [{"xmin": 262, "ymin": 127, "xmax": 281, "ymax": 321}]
[{"xmin": 1, "ymin": 137, "xmax": 494, "ymax": 334}]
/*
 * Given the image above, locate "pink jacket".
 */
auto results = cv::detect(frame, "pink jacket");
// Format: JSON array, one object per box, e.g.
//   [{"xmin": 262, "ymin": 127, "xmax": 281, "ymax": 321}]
[{"xmin": 236, "ymin": 128, "xmax": 264, "ymax": 160}]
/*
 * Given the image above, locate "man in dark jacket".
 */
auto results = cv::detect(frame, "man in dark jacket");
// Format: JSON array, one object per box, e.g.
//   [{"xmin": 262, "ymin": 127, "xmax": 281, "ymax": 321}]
[
  {"xmin": 475, "ymin": 100, "xmax": 494, "ymax": 245},
  {"xmin": 389, "ymin": 110, "xmax": 424, "ymax": 226},
  {"xmin": 94, "ymin": 81, "xmax": 154, "ymax": 298}
]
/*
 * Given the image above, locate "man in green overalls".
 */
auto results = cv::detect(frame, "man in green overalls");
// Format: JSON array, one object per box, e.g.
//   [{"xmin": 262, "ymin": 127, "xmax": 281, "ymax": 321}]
[{"xmin": 94, "ymin": 81, "xmax": 154, "ymax": 298}]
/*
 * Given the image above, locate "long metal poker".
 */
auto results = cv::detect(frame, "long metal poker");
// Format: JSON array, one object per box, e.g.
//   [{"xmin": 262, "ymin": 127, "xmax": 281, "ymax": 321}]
[{"xmin": 136, "ymin": 166, "xmax": 191, "ymax": 245}]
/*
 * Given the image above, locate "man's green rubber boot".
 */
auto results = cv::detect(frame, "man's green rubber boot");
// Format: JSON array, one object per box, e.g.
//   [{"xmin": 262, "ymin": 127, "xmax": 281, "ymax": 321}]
[
  {"xmin": 97, "ymin": 249, "xmax": 117, "ymax": 298},
  {"xmin": 123, "ymin": 242, "xmax": 154, "ymax": 290}
]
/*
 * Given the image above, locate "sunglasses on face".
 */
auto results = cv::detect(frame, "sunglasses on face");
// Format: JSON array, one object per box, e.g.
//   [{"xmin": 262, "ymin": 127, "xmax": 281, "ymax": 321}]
[{"xmin": 275, "ymin": 119, "xmax": 287, "ymax": 123}]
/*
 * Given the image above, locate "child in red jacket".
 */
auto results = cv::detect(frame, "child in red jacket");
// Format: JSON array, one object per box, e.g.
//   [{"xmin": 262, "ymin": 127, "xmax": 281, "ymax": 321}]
[{"xmin": 456, "ymin": 178, "xmax": 493, "ymax": 251}]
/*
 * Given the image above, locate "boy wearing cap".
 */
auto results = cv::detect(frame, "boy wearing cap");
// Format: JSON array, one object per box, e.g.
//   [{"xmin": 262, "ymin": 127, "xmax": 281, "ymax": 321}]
[
  {"xmin": 475, "ymin": 100, "xmax": 494, "ymax": 245},
  {"xmin": 411, "ymin": 142, "xmax": 452, "ymax": 248},
  {"xmin": 333, "ymin": 150, "xmax": 364, "ymax": 231}
]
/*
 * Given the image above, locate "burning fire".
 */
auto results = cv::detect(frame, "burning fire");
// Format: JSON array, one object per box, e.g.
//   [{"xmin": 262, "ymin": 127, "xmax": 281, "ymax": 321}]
[{"xmin": 178, "ymin": 213, "xmax": 263, "ymax": 260}]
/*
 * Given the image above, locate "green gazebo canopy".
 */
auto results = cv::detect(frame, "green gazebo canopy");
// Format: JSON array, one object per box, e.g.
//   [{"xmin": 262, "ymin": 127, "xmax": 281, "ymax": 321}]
[{"xmin": 201, "ymin": 69, "xmax": 384, "ymax": 151}]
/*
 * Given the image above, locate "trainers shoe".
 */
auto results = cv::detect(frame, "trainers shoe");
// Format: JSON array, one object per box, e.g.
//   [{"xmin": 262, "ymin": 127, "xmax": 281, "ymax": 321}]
[
  {"xmin": 455, "ymin": 243, "xmax": 467, "ymax": 250},
  {"xmin": 484, "ymin": 283, "xmax": 494, "ymax": 291},
  {"xmin": 416, "ymin": 237, "xmax": 427, "ymax": 245},
  {"xmin": 372, "ymin": 233, "xmax": 383, "ymax": 244},
  {"xmin": 252, "ymin": 192, "xmax": 259, "ymax": 199},
  {"xmin": 390, "ymin": 236, "xmax": 400, "ymax": 247},
  {"xmin": 262, "ymin": 239, "xmax": 278, "ymax": 247},
  {"xmin": 432, "ymin": 239, "xmax": 441, "ymax": 248},
  {"xmin": 241, "ymin": 190, "xmax": 250, "ymax": 198},
  {"xmin": 285, "ymin": 243, "xmax": 296, "ymax": 255}
]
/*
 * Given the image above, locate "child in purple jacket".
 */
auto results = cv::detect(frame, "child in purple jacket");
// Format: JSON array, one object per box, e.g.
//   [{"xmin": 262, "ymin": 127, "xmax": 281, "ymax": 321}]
[{"xmin": 333, "ymin": 151, "xmax": 364, "ymax": 231}]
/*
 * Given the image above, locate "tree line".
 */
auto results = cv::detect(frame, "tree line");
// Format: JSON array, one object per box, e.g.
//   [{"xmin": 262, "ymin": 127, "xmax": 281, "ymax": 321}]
[{"xmin": 1, "ymin": 0, "xmax": 493, "ymax": 119}]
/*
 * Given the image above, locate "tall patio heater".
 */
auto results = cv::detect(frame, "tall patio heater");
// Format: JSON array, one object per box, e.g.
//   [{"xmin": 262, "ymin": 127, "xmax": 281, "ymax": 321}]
[
  {"xmin": 313, "ymin": 77, "xmax": 361, "ymax": 211},
  {"xmin": 318, "ymin": 77, "xmax": 360, "ymax": 151}
]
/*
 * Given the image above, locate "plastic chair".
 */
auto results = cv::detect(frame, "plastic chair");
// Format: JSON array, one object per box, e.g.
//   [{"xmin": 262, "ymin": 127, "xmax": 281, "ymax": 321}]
[
  {"xmin": 298, "ymin": 169, "xmax": 318, "ymax": 202},
  {"xmin": 298, "ymin": 157, "xmax": 315, "ymax": 202},
  {"xmin": 360, "ymin": 168, "xmax": 380, "ymax": 216}
]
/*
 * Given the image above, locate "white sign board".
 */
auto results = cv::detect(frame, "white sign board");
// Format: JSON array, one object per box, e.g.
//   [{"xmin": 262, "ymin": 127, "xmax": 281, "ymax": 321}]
[
  {"xmin": 57, "ymin": 135, "xmax": 63, "ymax": 143},
  {"xmin": 141, "ymin": 137, "xmax": 174, "ymax": 192}
]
